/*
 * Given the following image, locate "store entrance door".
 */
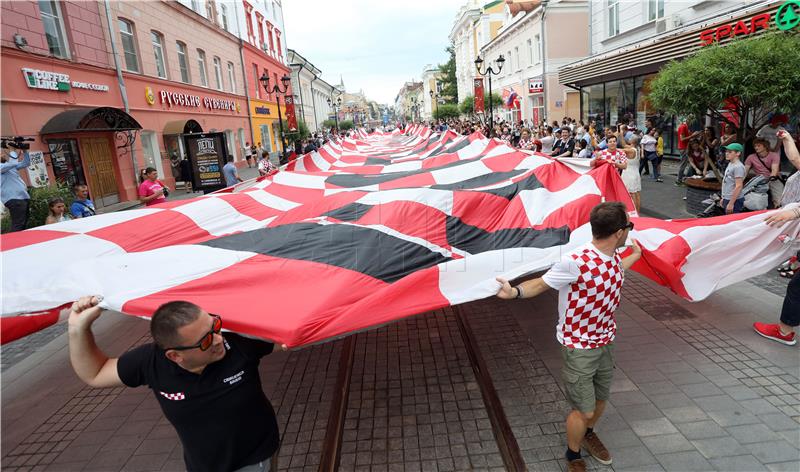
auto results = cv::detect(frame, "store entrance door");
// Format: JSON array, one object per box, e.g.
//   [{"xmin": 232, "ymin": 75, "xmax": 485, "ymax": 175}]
[{"xmin": 79, "ymin": 137, "xmax": 119, "ymax": 207}]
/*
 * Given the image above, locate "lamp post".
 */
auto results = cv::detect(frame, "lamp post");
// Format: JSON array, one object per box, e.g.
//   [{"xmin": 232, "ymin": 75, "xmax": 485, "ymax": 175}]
[
  {"xmin": 411, "ymin": 97, "xmax": 421, "ymax": 123},
  {"xmin": 429, "ymin": 89, "xmax": 439, "ymax": 120},
  {"xmin": 474, "ymin": 54, "xmax": 505, "ymax": 137},
  {"xmin": 327, "ymin": 96, "xmax": 341, "ymax": 133},
  {"xmin": 259, "ymin": 72, "xmax": 292, "ymax": 157}
]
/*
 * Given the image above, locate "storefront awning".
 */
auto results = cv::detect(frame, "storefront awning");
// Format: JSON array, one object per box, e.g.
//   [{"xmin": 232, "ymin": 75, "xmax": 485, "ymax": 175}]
[
  {"xmin": 163, "ymin": 119, "xmax": 203, "ymax": 135},
  {"xmin": 40, "ymin": 107, "xmax": 142, "ymax": 135},
  {"xmin": 558, "ymin": 0, "xmax": 781, "ymax": 87}
]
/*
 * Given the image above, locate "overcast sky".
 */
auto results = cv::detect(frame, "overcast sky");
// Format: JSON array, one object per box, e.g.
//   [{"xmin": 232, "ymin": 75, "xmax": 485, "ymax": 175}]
[{"xmin": 282, "ymin": 0, "xmax": 466, "ymax": 105}]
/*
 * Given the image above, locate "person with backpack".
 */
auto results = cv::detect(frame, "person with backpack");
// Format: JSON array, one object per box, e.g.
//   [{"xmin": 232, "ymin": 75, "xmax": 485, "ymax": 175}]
[{"xmin": 70, "ymin": 184, "xmax": 96, "ymax": 219}]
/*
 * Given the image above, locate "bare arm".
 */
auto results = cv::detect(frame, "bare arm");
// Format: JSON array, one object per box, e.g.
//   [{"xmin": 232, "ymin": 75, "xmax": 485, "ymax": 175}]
[
  {"xmin": 621, "ymin": 240, "xmax": 642, "ymax": 270},
  {"xmin": 68, "ymin": 296, "xmax": 124, "ymax": 388},
  {"xmin": 781, "ymin": 131, "xmax": 800, "ymax": 170},
  {"xmin": 495, "ymin": 277, "xmax": 552, "ymax": 300}
]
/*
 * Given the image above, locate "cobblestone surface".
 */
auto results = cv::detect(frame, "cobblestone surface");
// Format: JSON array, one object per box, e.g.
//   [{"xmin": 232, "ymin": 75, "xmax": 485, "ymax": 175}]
[
  {"xmin": 1, "ymin": 322, "xmax": 65, "ymax": 372},
  {"xmin": 340, "ymin": 309, "xmax": 506, "ymax": 472}
]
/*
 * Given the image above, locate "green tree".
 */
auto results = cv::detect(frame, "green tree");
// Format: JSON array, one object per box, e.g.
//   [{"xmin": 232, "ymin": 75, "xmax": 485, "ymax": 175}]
[
  {"xmin": 437, "ymin": 44, "xmax": 458, "ymax": 104},
  {"xmin": 338, "ymin": 120, "xmax": 354, "ymax": 131},
  {"xmin": 649, "ymin": 33, "xmax": 800, "ymax": 142},
  {"xmin": 322, "ymin": 119, "xmax": 337, "ymax": 129},
  {"xmin": 284, "ymin": 120, "xmax": 310, "ymax": 141},
  {"xmin": 459, "ymin": 93, "xmax": 502, "ymax": 116},
  {"xmin": 433, "ymin": 104, "xmax": 460, "ymax": 120}
]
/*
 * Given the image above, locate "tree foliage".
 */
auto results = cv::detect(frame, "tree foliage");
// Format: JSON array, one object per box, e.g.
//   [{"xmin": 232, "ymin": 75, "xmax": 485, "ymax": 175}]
[
  {"xmin": 433, "ymin": 104, "xmax": 460, "ymax": 120},
  {"xmin": 338, "ymin": 120, "xmax": 354, "ymax": 131},
  {"xmin": 459, "ymin": 93, "xmax": 503, "ymax": 116},
  {"xmin": 648, "ymin": 33, "xmax": 800, "ymax": 141},
  {"xmin": 437, "ymin": 44, "xmax": 458, "ymax": 104},
  {"xmin": 284, "ymin": 119, "xmax": 310, "ymax": 141},
  {"xmin": 322, "ymin": 119, "xmax": 337, "ymax": 129}
]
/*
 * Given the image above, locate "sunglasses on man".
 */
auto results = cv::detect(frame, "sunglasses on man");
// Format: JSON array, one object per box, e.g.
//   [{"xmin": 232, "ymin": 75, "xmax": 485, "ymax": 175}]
[
  {"xmin": 166, "ymin": 314, "xmax": 222, "ymax": 351},
  {"xmin": 621, "ymin": 221, "xmax": 634, "ymax": 231}
]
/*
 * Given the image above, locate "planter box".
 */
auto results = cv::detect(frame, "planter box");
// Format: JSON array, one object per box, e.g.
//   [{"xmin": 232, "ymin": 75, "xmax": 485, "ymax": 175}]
[{"xmin": 684, "ymin": 179, "xmax": 721, "ymax": 215}]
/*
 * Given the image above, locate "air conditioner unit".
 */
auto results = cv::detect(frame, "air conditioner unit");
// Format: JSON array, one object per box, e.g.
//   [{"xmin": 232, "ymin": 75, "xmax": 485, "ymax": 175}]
[
  {"xmin": 262, "ymin": 42, "xmax": 269, "ymax": 52},
  {"xmin": 655, "ymin": 18, "xmax": 667, "ymax": 34},
  {"xmin": 671, "ymin": 14, "xmax": 683, "ymax": 28}
]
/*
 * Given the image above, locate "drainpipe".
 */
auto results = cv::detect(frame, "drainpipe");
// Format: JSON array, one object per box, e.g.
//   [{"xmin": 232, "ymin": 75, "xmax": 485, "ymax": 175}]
[
  {"xmin": 103, "ymin": 0, "xmax": 138, "ymax": 181},
  {"xmin": 310, "ymin": 72, "xmax": 320, "ymax": 132},
  {"xmin": 541, "ymin": 0, "xmax": 549, "ymax": 123},
  {"xmin": 238, "ymin": 38, "xmax": 255, "ymax": 149},
  {"xmin": 292, "ymin": 62, "xmax": 306, "ymax": 128},
  {"xmin": 587, "ymin": 0, "xmax": 592, "ymax": 56}
]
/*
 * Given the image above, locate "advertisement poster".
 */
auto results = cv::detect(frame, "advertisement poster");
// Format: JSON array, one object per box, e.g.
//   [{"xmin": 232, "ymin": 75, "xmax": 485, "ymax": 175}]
[
  {"xmin": 184, "ymin": 133, "xmax": 227, "ymax": 192},
  {"xmin": 284, "ymin": 95, "xmax": 298, "ymax": 131},
  {"xmin": 473, "ymin": 78, "xmax": 485, "ymax": 114},
  {"xmin": 25, "ymin": 151, "xmax": 50, "ymax": 187},
  {"xmin": 528, "ymin": 77, "xmax": 543, "ymax": 94}
]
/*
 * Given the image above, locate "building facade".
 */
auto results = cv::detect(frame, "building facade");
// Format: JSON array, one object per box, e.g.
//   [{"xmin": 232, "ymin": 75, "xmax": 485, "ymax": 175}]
[
  {"xmin": 287, "ymin": 49, "xmax": 322, "ymax": 132},
  {"xmin": 449, "ymin": 0, "xmax": 506, "ymax": 105},
  {"xmin": 394, "ymin": 81, "xmax": 424, "ymax": 123},
  {"xmin": 481, "ymin": 0, "xmax": 588, "ymax": 125},
  {"xmin": 559, "ymin": 0, "xmax": 789, "ymax": 155},
  {"xmin": 421, "ymin": 64, "xmax": 444, "ymax": 120}
]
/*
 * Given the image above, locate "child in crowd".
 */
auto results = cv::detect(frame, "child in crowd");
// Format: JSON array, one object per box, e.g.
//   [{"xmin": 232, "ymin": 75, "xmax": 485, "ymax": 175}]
[{"xmin": 45, "ymin": 197, "xmax": 71, "ymax": 224}]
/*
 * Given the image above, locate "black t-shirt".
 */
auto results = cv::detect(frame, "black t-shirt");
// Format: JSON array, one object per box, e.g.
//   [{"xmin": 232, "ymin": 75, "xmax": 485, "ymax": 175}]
[
  {"xmin": 551, "ymin": 138, "xmax": 576, "ymax": 156},
  {"xmin": 117, "ymin": 334, "xmax": 279, "ymax": 472}
]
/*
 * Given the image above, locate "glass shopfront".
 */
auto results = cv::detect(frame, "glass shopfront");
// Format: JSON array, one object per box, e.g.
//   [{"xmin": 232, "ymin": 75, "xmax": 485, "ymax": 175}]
[{"xmin": 580, "ymin": 73, "xmax": 680, "ymax": 156}]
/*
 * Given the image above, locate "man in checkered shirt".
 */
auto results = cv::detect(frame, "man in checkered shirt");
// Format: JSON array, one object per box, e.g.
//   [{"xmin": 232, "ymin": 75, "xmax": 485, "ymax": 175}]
[
  {"xmin": 590, "ymin": 135, "xmax": 629, "ymax": 175},
  {"xmin": 496, "ymin": 202, "xmax": 642, "ymax": 472}
]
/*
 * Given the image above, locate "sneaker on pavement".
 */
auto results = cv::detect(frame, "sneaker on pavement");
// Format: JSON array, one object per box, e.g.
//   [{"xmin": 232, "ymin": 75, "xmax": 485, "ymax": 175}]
[
  {"xmin": 753, "ymin": 323, "xmax": 797, "ymax": 346},
  {"xmin": 566, "ymin": 458, "xmax": 587, "ymax": 472},
  {"xmin": 582, "ymin": 432, "xmax": 612, "ymax": 465}
]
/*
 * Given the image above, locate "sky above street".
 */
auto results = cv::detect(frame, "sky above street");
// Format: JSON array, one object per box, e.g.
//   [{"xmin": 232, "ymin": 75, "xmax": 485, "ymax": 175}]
[{"xmin": 283, "ymin": 0, "xmax": 467, "ymax": 105}]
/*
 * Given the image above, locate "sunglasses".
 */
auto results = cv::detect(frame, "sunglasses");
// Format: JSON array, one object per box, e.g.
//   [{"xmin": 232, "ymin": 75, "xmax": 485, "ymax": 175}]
[
  {"xmin": 166, "ymin": 314, "xmax": 222, "ymax": 351},
  {"xmin": 621, "ymin": 221, "xmax": 634, "ymax": 231}
]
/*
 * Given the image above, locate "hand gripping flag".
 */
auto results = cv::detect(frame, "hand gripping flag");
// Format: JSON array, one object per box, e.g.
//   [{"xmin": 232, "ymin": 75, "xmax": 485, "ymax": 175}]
[{"xmin": 2, "ymin": 128, "xmax": 798, "ymax": 346}]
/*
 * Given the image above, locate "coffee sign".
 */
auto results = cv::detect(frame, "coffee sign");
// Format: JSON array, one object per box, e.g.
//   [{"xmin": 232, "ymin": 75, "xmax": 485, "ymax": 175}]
[
  {"xmin": 699, "ymin": 0, "xmax": 800, "ymax": 46},
  {"xmin": 21, "ymin": 68, "xmax": 108, "ymax": 92}
]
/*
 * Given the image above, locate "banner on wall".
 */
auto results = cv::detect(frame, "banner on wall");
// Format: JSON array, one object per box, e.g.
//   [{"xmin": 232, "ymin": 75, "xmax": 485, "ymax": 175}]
[
  {"xmin": 528, "ymin": 77, "xmax": 544, "ymax": 94},
  {"xmin": 473, "ymin": 78, "xmax": 485, "ymax": 114},
  {"xmin": 284, "ymin": 96, "xmax": 298, "ymax": 131},
  {"xmin": 25, "ymin": 151, "xmax": 50, "ymax": 188}
]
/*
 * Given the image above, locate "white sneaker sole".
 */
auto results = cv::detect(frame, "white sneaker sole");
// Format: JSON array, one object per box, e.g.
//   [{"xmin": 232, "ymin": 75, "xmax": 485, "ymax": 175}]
[{"xmin": 754, "ymin": 328, "xmax": 797, "ymax": 346}]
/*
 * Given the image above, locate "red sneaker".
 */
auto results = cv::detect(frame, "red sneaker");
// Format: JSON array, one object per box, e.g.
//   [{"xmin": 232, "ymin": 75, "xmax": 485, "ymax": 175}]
[{"xmin": 753, "ymin": 323, "xmax": 797, "ymax": 346}]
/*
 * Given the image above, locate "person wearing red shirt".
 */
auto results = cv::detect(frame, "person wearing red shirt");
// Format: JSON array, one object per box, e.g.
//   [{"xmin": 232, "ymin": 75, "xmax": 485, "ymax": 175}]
[{"xmin": 676, "ymin": 116, "xmax": 701, "ymax": 185}]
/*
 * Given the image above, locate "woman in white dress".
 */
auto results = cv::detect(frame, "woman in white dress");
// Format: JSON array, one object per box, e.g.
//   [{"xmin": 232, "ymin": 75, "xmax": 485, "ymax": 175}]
[{"xmin": 621, "ymin": 134, "xmax": 642, "ymax": 212}]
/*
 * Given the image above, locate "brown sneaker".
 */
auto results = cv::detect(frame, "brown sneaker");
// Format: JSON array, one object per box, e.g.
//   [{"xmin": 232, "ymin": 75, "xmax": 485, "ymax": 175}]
[
  {"xmin": 582, "ymin": 431, "xmax": 612, "ymax": 465},
  {"xmin": 566, "ymin": 458, "xmax": 587, "ymax": 472}
]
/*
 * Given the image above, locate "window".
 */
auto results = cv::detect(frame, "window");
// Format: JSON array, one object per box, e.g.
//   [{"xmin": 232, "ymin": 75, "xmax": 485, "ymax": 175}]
[
  {"xmin": 227, "ymin": 62, "xmax": 236, "ymax": 93},
  {"xmin": 256, "ymin": 13, "xmax": 265, "ymax": 47},
  {"xmin": 607, "ymin": 0, "xmax": 620, "ymax": 37},
  {"xmin": 513, "ymin": 46, "xmax": 520, "ymax": 70},
  {"xmin": 119, "ymin": 19, "xmax": 139, "ymax": 72},
  {"xmin": 253, "ymin": 64, "xmax": 260, "ymax": 98},
  {"xmin": 225, "ymin": 130, "xmax": 235, "ymax": 159},
  {"xmin": 176, "ymin": 41, "xmax": 190, "ymax": 83},
  {"xmin": 197, "ymin": 49, "xmax": 208, "ymax": 86},
  {"xmin": 507, "ymin": 51, "xmax": 512, "ymax": 73},
  {"xmin": 526, "ymin": 38, "xmax": 533, "ymax": 65},
  {"xmin": 275, "ymin": 31, "xmax": 282, "ymax": 59},
  {"xmin": 141, "ymin": 131, "xmax": 165, "ymax": 177},
  {"xmin": 190, "ymin": 0, "xmax": 199, "ymax": 11},
  {"xmin": 38, "ymin": 1, "xmax": 69, "ymax": 58},
  {"xmin": 648, "ymin": 0, "xmax": 665, "ymax": 21},
  {"xmin": 534, "ymin": 34, "xmax": 542, "ymax": 64},
  {"xmin": 205, "ymin": 0, "xmax": 215, "ymax": 21},
  {"xmin": 213, "ymin": 57, "xmax": 223, "ymax": 90},
  {"xmin": 220, "ymin": 4, "xmax": 229, "ymax": 30},
  {"xmin": 151, "ymin": 31, "xmax": 167, "ymax": 78}
]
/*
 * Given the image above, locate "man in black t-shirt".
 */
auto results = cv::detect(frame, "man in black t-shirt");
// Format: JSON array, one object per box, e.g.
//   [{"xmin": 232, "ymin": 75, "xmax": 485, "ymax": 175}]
[
  {"xmin": 551, "ymin": 127, "xmax": 576, "ymax": 157},
  {"xmin": 68, "ymin": 296, "xmax": 286, "ymax": 472}
]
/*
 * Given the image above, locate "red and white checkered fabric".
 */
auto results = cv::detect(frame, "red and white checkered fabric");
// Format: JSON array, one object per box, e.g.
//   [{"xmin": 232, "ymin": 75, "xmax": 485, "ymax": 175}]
[
  {"xmin": 558, "ymin": 247, "xmax": 623, "ymax": 349},
  {"xmin": 159, "ymin": 391, "xmax": 186, "ymax": 401},
  {"xmin": 593, "ymin": 148, "xmax": 628, "ymax": 166}
]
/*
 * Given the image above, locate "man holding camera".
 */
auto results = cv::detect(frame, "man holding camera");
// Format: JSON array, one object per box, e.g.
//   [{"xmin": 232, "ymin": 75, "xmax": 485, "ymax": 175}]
[{"xmin": 1, "ymin": 143, "xmax": 32, "ymax": 232}]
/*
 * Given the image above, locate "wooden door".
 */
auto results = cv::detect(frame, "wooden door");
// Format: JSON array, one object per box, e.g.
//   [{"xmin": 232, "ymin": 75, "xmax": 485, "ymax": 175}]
[{"xmin": 79, "ymin": 137, "xmax": 119, "ymax": 206}]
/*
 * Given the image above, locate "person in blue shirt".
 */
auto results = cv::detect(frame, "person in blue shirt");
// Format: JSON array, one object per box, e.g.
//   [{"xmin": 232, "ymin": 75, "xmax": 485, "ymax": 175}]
[
  {"xmin": 70, "ymin": 184, "xmax": 96, "ymax": 218},
  {"xmin": 1, "ymin": 148, "xmax": 32, "ymax": 232}
]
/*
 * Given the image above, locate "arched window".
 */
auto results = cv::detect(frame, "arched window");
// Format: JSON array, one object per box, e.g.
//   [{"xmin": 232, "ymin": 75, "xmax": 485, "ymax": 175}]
[
  {"xmin": 150, "ymin": 31, "xmax": 167, "ymax": 78},
  {"xmin": 118, "ymin": 19, "xmax": 139, "ymax": 72}
]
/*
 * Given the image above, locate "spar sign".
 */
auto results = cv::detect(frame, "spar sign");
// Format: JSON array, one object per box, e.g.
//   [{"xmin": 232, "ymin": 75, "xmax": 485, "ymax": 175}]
[{"xmin": 699, "ymin": 0, "xmax": 800, "ymax": 46}]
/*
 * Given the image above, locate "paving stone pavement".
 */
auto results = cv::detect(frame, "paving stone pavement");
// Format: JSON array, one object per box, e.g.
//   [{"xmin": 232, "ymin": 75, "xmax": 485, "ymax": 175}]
[{"xmin": 2, "ymin": 271, "xmax": 798, "ymax": 471}]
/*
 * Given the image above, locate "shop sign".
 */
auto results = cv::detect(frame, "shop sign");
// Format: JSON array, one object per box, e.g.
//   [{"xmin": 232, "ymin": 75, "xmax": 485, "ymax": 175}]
[
  {"xmin": 25, "ymin": 151, "xmax": 50, "ymax": 188},
  {"xmin": 158, "ymin": 89, "xmax": 239, "ymax": 112},
  {"xmin": 21, "ymin": 68, "xmax": 108, "ymax": 92},
  {"xmin": 185, "ymin": 133, "xmax": 228, "ymax": 192},
  {"xmin": 255, "ymin": 106, "xmax": 271, "ymax": 115},
  {"xmin": 699, "ymin": 0, "xmax": 799, "ymax": 46},
  {"xmin": 528, "ymin": 77, "xmax": 544, "ymax": 94}
]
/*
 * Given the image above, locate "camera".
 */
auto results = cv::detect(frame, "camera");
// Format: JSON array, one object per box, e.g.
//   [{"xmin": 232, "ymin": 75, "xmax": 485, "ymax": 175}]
[
  {"xmin": 162, "ymin": 186, "xmax": 170, "ymax": 197},
  {"xmin": 1, "ymin": 136, "xmax": 34, "ymax": 151}
]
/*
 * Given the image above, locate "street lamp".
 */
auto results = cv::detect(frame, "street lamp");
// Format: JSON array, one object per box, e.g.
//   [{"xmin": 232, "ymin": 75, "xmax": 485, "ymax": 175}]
[
  {"xmin": 327, "ymin": 96, "xmax": 342, "ymax": 133},
  {"xmin": 259, "ymin": 72, "xmax": 292, "ymax": 158},
  {"xmin": 429, "ymin": 89, "xmax": 440, "ymax": 120},
  {"xmin": 411, "ymin": 97, "xmax": 421, "ymax": 123},
  {"xmin": 475, "ymin": 54, "xmax": 505, "ymax": 137}
]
